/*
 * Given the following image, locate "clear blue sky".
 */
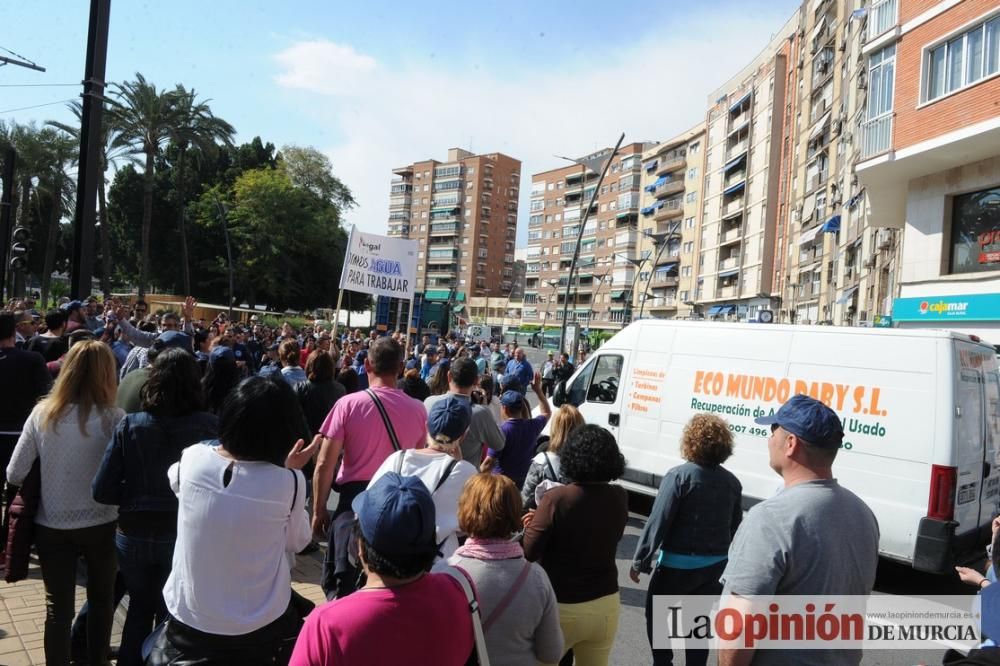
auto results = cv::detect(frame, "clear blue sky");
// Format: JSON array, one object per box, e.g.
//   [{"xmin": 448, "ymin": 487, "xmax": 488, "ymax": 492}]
[{"xmin": 2, "ymin": 1, "xmax": 801, "ymax": 240}]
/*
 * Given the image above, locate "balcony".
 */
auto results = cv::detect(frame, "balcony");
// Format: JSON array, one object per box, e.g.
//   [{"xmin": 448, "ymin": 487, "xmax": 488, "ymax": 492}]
[
  {"xmin": 723, "ymin": 198, "xmax": 744, "ymax": 217},
  {"xmin": 720, "ymin": 227, "xmax": 742, "ymax": 244},
  {"xmin": 390, "ymin": 183, "xmax": 413, "ymax": 194},
  {"xmin": 426, "ymin": 265, "xmax": 458, "ymax": 278},
  {"xmin": 655, "ymin": 153, "xmax": 686, "ymax": 176},
  {"xmin": 859, "ymin": 114, "xmax": 893, "ymax": 159},
  {"xmin": 808, "ymin": 171, "xmax": 828, "ymax": 193},
  {"xmin": 650, "ymin": 273, "xmax": 678, "ymax": 287},
  {"xmin": 866, "ymin": 0, "xmax": 897, "ymax": 43},
  {"xmin": 429, "ymin": 222, "xmax": 460, "ymax": 236},
  {"xmin": 718, "ymin": 285, "xmax": 739, "ymax": 299},
  {"xmin": 719, "ymin": 256, "xmax": 740, "ymax": 271},
  {"xmin": 615, "ymin": 230, "xmax": 638, "ymax": 249},
  {"xmin": 653, "ymin": 179, "xmax": 684, "ymax": 199},
  {"xmin": 654, "ymin": 199, "xmax": 684, "ymax": 221},
  {"xmin": 647, "ymin": 297, "xmax": 677, "ymax": 310},
  {"xmin": 426, "ymin": 250, "xmax": 458, "ymax": 263},
  {"xmin": 724, "ymin": 170, "xmax": 747, "ymax": 190},
  {"xmin": 729, "ymin": 109, "xmax": 750, "ymax": 134},
  {"xmin": 725, "ymin": 141, "xmax": 748, "ymax": 162},
  {"xmin": 387, "ymin": 225, "xmax": 410, "ymax": 237},
  {"xmin": 389, "ymin": 196, "xmax": 412, "ymax": 208}
]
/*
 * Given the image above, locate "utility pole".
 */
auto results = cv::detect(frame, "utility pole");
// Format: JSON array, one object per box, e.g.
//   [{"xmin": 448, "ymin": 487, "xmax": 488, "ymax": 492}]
[
  {"xmin": 637, "ymin": 220, "xmax": 682, "ymax": 320},
  {"xmin": 70, "ymin": 0, "xmax": 112, "ymax": 299},
  {"xmin": 0, "ymin": 147, "xmax": 16, "ymax": 300}
]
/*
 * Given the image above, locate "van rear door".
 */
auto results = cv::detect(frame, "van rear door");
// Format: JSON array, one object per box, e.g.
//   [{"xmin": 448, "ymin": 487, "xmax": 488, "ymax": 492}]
[{"xmin": 953, "ymin": 343, "xmax": 996, "ymax": 532}]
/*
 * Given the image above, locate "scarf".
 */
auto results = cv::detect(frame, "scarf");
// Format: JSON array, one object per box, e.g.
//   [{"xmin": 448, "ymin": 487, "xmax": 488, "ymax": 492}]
[{"xmin": 454, "ymin": 536, "xmax": 524, "ymax": 561}]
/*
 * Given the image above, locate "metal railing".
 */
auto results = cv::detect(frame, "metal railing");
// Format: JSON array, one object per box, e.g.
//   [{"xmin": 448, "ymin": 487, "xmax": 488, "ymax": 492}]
[
  {"xmin": 867, "ymin": 0, "xmax": 898, "ymax": 42},
  {"xmin": 859, "ymin": 114, "xmax": 893, "ymax": 159}
]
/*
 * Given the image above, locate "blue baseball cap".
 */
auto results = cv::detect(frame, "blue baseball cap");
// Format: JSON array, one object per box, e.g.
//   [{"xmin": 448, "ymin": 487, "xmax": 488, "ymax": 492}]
[
  {"xmin": 754, "ymin": 394, "xmax": 844, "ymax": 449},
  {"xmin": 500, "ymin": 390, "xmax": 524, "ymax": 409},
  {"xmin": 405, "ymin": 358, "xmax": 419, "ymax": 370},
  {"xmin": 156, "ymin": 330, "xmax": 192, "ymax": 353},
  {"xmin": 209, "ymin": 345, "xmax": 236, "ymax": 364},
  {"xmin": 427, "ymin": 395, "xmax": 471, "ymax": 445},
  {"xmin": 61, "ymin": 299, "xmax": 83, "ymax": 313},
  {"xmin": 354, "ymin": 350, "xmax": 368, "ymax": 365},
  {"xmin": 352, "ymin": 473, "xmax": 435, "ymax": 555},
  {"xmin": 500, "ymin": 373, "xmax": 524, "ymax": 394}
]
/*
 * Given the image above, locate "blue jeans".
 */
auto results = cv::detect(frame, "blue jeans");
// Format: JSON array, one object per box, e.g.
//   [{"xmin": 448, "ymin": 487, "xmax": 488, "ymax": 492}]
[{"xmin": 115, "ymin": 530, "xmax": 176, "ymax": 666}]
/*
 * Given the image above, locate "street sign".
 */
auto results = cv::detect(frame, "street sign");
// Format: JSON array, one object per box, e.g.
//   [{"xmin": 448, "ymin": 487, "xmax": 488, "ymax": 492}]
[{"xmin": 873, "ymin": 315, "xmax": 893, "ymax": 328}]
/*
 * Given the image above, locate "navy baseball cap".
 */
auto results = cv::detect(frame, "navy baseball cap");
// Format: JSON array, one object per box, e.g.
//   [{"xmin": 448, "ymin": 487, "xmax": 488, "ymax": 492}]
[
  {"xmin": 754, "ymin": 394, "xmax": 844, "ymax": 449},
  {"xmin": 352, "ymin": 473, "xmax": 435, "ymax": 555},
  {"xmin": 354, "ymin": 350, "xmax": 368, "ymax": 365},
  {"xmin": 61, "ymin": 300, "xmax": 83, "ymax": 313},
  {"xmin": 405, "ymin": 358, "xmax": 419, "ymax": 370},
  {"xmin": 500, "ymin": 373, "xmax": 524, "ymax": 394},
  {"xmin": 500, "ymin": 390, "xmax": 524, "ymax": 409},
  {"xmin": 156, "ymin": 330, "xmax": 192, "ymax": 353},
  {"xmin": 427, "ymin": 395, "xmax": 471, "ymax": 445},
  {"xmin": 209, "ymin": 345, "xmax": 236, "ymax": 364}
]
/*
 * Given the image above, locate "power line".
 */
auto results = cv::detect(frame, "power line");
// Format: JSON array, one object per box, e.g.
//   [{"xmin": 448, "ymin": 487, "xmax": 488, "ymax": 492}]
[
  {"xmin": 0, "ymin": 99, "xmax": 76, "ymax": 115},
  {"xmin": 0, "ymin": 83, "xmax": 79, "ymax": 88}
]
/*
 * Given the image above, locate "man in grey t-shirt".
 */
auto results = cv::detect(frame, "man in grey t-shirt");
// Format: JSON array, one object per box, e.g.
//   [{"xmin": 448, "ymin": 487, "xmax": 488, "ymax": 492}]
[
  {"xmin": 424, "ymin": 356, "xmax": 504, "ymax": 464},
  {"xmin": 719, "ymin": 395, "xmax": 879, "ymax": 666}
]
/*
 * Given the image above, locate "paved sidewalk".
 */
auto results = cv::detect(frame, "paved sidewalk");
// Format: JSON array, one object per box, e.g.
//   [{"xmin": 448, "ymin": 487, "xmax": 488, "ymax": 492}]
[{"xmin": 1, "ymin": 548, "xmax": 329, "ymax": 666}]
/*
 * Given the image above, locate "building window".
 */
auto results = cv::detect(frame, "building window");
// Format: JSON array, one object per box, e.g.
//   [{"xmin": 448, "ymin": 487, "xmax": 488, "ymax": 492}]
[
  {"xmin": 925, "ymin": 16, "xmax": 1000, "ymax": 102},
  {"xmin": 686, "ymin": 191, "xmax": 698, "ymax": 203},
  {"xmin": 685, "ymin": 217, "xmax": 695, "ymax": 229},
  {"xmin": 949, "ymin": 185, "xmax": 1000, "ymax": 274},
  {"xmin": 860, "ymin": 44, "xmax": 895, "ymax": 159},
  {"xmin": 687, "ymin": 168, "xmax": 698, "ymax": 180}
]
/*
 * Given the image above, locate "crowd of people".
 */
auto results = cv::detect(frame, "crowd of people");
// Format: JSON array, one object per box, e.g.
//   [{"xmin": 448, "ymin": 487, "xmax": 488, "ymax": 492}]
[{"xmin": 0, "ymin": 294, "xmax": 894, "ymax": 666}]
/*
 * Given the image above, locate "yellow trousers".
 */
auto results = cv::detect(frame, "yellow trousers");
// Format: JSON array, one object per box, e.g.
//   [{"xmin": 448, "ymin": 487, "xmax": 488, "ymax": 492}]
[{"xmin": 541, "ymin": 591, "xmax": 621, "ymax": 666}]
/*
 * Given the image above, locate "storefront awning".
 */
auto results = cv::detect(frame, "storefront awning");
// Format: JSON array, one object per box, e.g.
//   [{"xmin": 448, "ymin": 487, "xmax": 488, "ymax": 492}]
[
  {"xmin": 836, "ymin": 286, "xmax": 859, "ymax": 305},
  {"xmin": 609, "ymin": 290, "xmax": 626, "ymax": 299},
  {"xmin": 707, "ymin": 306, "xmax": 723, "ymax": 315},
  {"xmin": 720, "ymin": 305, "xmax": 736, "ymax": 315}
]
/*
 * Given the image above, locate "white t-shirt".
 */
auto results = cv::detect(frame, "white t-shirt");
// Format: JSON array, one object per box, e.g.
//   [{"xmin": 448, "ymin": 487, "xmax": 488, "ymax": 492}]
[
  {"xmin": 164, "ymin": 443, "xmax": 311, "ymax": 636},
  {"xmin": 369, "ymin": 449, "xmax": 477, "ymax": 560}
]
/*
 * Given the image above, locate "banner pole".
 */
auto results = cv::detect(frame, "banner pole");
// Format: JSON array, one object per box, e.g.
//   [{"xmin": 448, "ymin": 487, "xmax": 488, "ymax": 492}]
[
  {"xmin": 405, "ymin": 294, "xmax": 416, "ymax": 359},
  {"xmin": 331, "ymin": 289, "xmax": 345, "ymax": 344}
]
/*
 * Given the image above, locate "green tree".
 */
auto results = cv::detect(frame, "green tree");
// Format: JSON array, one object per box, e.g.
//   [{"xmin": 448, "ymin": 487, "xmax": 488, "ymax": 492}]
[
  {"xmin": 108, "ymin": 73, "xmax": 180, "ymax": 299},
  {"xmin": 279, "ymin": 145, "xmax": 355, "ymax": 209},
  {"xmin": 167, "ymin": 86, "xmax": 235, "ymax": 295},
  {"xmin": 36, "ymin": 128, "xmax": 77, "ymax": 306}
]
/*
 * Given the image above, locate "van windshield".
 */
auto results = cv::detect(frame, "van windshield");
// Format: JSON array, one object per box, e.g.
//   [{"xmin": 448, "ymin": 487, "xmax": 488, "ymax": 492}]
[{"xmin": 567, "ymin": 357, "xmax": 596, "ymax": 406}]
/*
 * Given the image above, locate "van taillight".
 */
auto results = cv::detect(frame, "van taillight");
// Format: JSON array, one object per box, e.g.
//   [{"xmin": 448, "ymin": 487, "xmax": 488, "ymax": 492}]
[{"xmin": 927, "ymin": 465, "xmax": 957, "ymax": 521}]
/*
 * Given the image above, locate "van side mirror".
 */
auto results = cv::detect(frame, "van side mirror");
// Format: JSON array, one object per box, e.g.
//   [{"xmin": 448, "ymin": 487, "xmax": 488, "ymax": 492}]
[{"xmin": 553, "ymin": 381, "xmax": 567, "ymax": 407}]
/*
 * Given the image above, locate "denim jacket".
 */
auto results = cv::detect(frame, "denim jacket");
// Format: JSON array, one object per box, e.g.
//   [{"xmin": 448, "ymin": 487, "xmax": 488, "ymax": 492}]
[
  {"xmin": 631, "ymin": 461, "xmax": 743, "ymax": 573},
  {"xmin": 92, "ymin": 411, "xmax": 219, "ymax": 515}
]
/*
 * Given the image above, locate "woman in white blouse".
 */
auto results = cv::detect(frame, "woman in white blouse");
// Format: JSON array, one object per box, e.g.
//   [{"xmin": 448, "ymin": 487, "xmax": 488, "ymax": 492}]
[
  {"xmin": 7, "ymin": 340, "xmax": 124, "ymax": 666},
  {"xmin": 154, "ymin": 375, "xmax": 318, "ymax": 663}
]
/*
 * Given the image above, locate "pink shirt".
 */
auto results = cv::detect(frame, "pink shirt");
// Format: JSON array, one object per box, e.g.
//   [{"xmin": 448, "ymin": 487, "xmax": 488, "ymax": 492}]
[
  {"xmin": 319, "ymin": 386, "xmax": 427, "ymax": 484},
  {"xmin": 289, "ymin": 573, "xmax": 474, "ymax": 666}
]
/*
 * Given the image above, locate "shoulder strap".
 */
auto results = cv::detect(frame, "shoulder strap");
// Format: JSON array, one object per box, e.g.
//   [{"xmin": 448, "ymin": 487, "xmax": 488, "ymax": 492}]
[
  {"xmin": 289, "ymin": 469, "xmax": 298, "ymax": 513},
  {"xmin": 442, "ymin": 566, "xmax": 491, "ymax": 666},
  {"xmin": 543, "ymin": 452, "xmax": 557, "ymax": 481},
  {"xmin": 366, "ymin": 388, "xmax": 401, "ymax": 452},
  {"xmin": 432, "ymin": 458, "xmax": 459, "ymax": 494},
  {"xmin": 394, "ymin": 450, "xmax": 406, "ymax": 475},
  {"xmin": 482, "ymin": 561, "xmax": 533, "ymax": 631}
]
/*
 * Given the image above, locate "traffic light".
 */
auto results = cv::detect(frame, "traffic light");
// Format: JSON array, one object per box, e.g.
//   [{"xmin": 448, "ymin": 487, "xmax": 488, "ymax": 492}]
[{"xmin": 10, "ymin": 226, "xmax": 30, "ymax": 271}]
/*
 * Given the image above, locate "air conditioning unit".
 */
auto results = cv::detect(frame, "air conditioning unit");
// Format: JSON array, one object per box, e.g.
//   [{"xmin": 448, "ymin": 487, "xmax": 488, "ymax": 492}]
[
  {"xmin": 863, "ymin": 258, "xmax": 876, "ymax": 269},
  {"xmin": 839, "ymin": 40, "xmax": 847, "ymax": 52}
]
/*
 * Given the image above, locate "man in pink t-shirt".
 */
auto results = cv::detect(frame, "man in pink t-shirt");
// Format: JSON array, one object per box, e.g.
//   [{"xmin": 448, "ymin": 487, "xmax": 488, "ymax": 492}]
[
  {"xmin": 312, "ymin": 336, "xmax": 427, "ymax": 598},
  {"xmin": 291, "ymin": 473, "xmax": 473, "ymax": 665}
]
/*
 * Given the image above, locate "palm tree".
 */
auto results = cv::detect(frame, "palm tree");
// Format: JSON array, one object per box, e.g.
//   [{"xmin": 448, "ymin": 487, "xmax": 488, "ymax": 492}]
[
  {"xmin": 47, "ymin": 102, "xmax": 132, "ymax": 296},
  {"xmin": 168, "ymin": 86, "xmax": 235, "ymax": 295},
  {"xmin": 35, "ymin": 128, "xmax": 78, "ymax": 306},
  {"xmin": 107, "ymin": 73, "xmax": 180, "ymax": 299}
]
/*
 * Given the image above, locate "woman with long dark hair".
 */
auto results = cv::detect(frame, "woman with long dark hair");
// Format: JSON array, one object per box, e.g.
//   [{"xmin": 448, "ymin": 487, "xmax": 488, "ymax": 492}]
[
  {"xmin": 151, "ymin": 376, "xmax": 318, "ymax": 664},
  {"xmin": 523, "ymin": 425, "xmax": 628, "ymax": 666},
  {"xmin": 202, "ymin": 346, "xmax": 241, "ymax": 413},
  {"xmin": 92, "ymin": 348, "xmax": 219, "ymax": 666},
  {"xmin": 7, "ymin": 341, "xmax": 123, "ymax": 665}
]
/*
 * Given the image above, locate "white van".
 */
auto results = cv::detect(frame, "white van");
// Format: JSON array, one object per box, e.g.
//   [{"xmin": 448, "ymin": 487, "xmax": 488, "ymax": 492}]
[{"xmin": 546, "ymin": 320, "xmax": 1000, "ymax": 573}]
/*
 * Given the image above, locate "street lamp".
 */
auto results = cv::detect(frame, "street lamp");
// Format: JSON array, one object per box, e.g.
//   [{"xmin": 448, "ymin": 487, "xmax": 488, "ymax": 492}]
[
  {"xmin": 614, "ymin": 252, "xmax": 650, "ymax": 326},
  {"xmin": 541, "ymin": 278, "xmax": 560, "ymax": 348},
  {"xmin": 637, "ymin": 220, "xmax": 682, "ymax": 320},
  {"xmin": 553, "ymin": 132, "xmax": 626, "ymax": 355}
]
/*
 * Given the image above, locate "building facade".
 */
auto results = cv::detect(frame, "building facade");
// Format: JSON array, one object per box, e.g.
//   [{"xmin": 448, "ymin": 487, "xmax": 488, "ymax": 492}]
[
  {"xmin": 856, "ymin": 0, "xmax": 1000, "ymax": 339},
  {"xmin": 634, "ymin": 124, "xmax": 706, "ymax": 320},
  {"xmin": 523, "ymin": 143, "xmax": 652, "ymax": 333},
  {"xmin": 387, "ymin": 148, "xmax": 521, "ymax": 310}
]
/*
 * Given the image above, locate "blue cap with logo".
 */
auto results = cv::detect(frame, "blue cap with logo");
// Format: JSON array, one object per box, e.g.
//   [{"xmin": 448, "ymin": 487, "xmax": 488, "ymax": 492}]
[
  {"xmin": 352, "ymin": 472, "xmax": 435, "ymax": 555},
  {"xmin": 155, "ymin": 330, "xmax": 192, "ymax": 353},
  {"xmin": 209, "ymin": 345, "xmax": 236, "ymax": 364},
  {"xmin": 754, "ymin": 394, "xmax": 844, "ymax": 449}
]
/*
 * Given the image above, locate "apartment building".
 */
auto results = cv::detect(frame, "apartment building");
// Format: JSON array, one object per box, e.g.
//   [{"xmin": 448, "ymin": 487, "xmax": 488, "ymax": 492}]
[
  {"xmin": 855, "ymin": 0, "xmax": 1000, "ymax": 340},
  {"xmin": 634, "ymin": 124, "xmax": 706, "ymax": 320},
  {"xmin": 697, "ymin": 15, "xmax": 798, "ymax": 322},
  {"xmin": 387, "ymin": 148, "xmax": 521, "ymax": 311},
  {"xmin": 523, "ymin": 143, "xmax": 652, "ymax": 333}
]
